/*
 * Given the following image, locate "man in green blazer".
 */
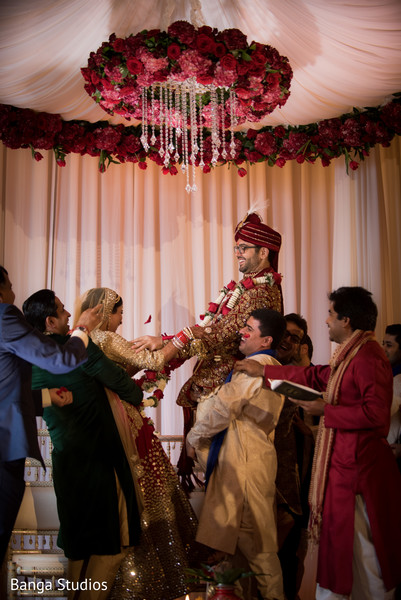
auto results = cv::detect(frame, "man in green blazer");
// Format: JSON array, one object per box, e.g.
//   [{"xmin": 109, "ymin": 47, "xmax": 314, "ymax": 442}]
[{"xmin": 23, "ymin": 289, "xmax": 143, "ymax": 600}]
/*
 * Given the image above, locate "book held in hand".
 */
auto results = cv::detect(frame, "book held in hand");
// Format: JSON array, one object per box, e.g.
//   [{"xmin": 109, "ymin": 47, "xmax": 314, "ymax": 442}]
[{"xmin": 269, "ymin": 379, "xmax": 323, "ymax": 401}]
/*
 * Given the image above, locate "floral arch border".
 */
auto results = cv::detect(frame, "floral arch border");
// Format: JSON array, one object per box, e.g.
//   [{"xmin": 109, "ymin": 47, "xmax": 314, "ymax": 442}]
[{"xmin": 0, "ymin": 92, "xmax": 400, "ymax": 177}]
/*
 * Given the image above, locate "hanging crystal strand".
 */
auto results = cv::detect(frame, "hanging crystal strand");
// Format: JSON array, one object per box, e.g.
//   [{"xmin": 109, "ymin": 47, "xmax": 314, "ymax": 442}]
[
  {"xmin": 150, "ymin": 84, "xmax": 156, "ymax": 146},
  {"xmin": 198, "ymin": 93, "xmax": 204, "ymax": 168},
  {"xmin": 140, "ymin": 88, "xmax": 149, "ymax": 150},
  {"xmin": 168, "ymin": 84, "xmax": 175, "ymax": 154},
  {"xmin": 174, "ymin": 87, "xmax": 181, "ymax": 163},
  {"xmin": 189, "ymin": 80, "xmax": 198, "ymax": 191},
  {"xmin": 220, "ymin": 88, "xmax": 227, "ymax": 159},
  {"xmin": 230, "ymin": 88, "xmax": 237, "ymax": 159},
  {"xmin": 181, "ymin": 87, "xmax": 191, "ymax": 193},
  {"xmin": 159, "ymin": 84, "xmax": 165, "ymax": 158},
  {"xmin": 163, "ymin": 83, "xmax": 170, "ymax": 168},
  {"xmin": 210, "ymin": 86, "xmax": 220, "ymax": 166}
]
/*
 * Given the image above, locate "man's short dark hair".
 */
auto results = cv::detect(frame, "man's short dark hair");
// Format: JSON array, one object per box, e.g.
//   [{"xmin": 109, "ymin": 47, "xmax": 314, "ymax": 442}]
[
  {"xmin": 251, "ymin": 308, "xmax": 287, "ymax": 349},
  {"xmin": 328, "ymin": 286, "xmax": 377, "ymax": 331},
  {"xmin": 23, "ymin": 289, "xmax": 58, "ymax": 332},
  {"xmin": 385, "ymin": 324, "xmax": 401, "ymax": 348},
  {"xmin": 284, "ymin": 312, "xmax": 308, "ymax": 341},
  {"xmin": 0, "ymin": 265, "xmax": 8, "ymax": 287},
  {"xmin": 303, "ymin": 334, "xmax": 314, "ymax": 360}
]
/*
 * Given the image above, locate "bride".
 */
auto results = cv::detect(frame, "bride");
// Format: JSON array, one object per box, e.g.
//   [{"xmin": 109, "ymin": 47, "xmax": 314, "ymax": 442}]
[{"xmin": 76, "ymin": 287, "xmax": 200, "ymax": 600}]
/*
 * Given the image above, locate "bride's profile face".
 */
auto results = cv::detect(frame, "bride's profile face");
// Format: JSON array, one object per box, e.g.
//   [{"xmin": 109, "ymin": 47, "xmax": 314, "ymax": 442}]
[{"xmin": 108, "ymin": 304, "xmax": 123, "ymax": 333}]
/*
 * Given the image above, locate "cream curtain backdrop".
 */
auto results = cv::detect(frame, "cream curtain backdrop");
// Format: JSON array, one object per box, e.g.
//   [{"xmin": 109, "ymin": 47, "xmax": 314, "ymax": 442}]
[{"xmin": 1, "ymin": 139, "xmax": 400, "ymax": 435}]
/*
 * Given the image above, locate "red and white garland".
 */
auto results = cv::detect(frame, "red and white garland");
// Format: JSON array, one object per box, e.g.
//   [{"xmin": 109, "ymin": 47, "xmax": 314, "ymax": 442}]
[{"xmin": 200, "ymin": 271, "xmax": 282, "ymax": 326}]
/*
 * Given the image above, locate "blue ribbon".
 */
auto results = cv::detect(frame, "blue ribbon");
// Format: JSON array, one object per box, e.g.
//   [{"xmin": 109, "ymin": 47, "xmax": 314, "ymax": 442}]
[{"xmin": 204, "ymin": 349, "xmax": 276, "ymax": 488}]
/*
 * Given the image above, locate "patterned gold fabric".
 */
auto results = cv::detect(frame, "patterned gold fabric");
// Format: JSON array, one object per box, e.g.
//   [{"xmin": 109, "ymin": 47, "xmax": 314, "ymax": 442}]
[
  {"xmin": 177, "ymin": 271, "xmax": 282, "ymax": 408},
  {"xmin": 87, "ymin": 327, "xmax": 199, "ymax": 600},
  {"xmin": 91, "ymin": 329, "xmax": 165, "ymax": 372}
]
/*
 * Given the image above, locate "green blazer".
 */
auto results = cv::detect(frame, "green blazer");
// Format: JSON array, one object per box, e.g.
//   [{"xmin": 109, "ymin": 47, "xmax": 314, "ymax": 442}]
[{"xmin": 31, "ymin": 335, "xmax": 143, "ymax": 560}]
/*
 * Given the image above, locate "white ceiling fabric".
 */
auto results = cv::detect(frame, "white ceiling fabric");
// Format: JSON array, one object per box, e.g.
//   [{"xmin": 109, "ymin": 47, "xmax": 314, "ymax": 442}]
[{"xmin": 1, "ymin": 0, "xmax": 400, "ymax": 128}]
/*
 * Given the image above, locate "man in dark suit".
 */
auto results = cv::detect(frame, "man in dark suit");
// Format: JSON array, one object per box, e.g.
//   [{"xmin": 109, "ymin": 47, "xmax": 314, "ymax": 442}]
[{"xmin": 0, "ymin": 265, "xmax": 101, "ymax": 565}]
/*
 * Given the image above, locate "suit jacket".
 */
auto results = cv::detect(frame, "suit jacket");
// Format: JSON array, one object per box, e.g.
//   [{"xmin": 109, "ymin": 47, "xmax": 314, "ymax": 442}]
[
  {"xmin": 0, "ymin": 303, "xmax": 87, "ymax": 464},
  {"xmin": 31, "ymin": 335, "xmax": 144, "ymax": 559}
]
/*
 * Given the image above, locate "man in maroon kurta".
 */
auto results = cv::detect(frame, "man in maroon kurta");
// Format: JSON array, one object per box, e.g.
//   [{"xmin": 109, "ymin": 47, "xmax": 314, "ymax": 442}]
[{"xmin": 235, "ymin": 286, "xmax": 401, "ymax": 599}]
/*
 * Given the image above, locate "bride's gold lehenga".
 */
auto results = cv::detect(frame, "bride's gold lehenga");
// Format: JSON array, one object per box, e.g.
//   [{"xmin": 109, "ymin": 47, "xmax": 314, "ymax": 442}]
[{"xmin": 90, "ymin": 329, "xmax": 199, "ymax": 600}]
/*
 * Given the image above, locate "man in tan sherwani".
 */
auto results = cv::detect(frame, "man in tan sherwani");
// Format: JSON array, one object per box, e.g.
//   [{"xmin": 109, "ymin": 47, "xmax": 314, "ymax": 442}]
[{"xmin": 186, "ymin": 308, "xmax": 287, "ymax": 600}]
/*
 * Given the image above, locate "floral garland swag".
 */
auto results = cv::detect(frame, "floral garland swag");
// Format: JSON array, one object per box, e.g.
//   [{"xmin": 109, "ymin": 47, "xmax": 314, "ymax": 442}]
[{"xmin": 1, "ymin": 93, "xmax": 400, "ymax": 176}]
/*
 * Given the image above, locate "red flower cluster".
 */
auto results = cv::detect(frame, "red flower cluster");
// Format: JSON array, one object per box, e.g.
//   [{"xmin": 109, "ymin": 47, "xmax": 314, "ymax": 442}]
[
  {"xmin": 81, "ymin": 20, "xmax": 292, "ymax": 126},
  {"xmin": 0, "ymin": 93, "xmax": 400, "ymax": 175}
]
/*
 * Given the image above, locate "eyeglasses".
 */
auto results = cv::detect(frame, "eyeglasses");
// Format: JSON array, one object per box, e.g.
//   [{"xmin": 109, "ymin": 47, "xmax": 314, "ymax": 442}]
[
  {"xmin": 284, "ymin": 331, "xmax": 303, "ymax": 344},
  {"xmin": 233, "ymin": 244, "xmax": 258, "ymax": 254}
]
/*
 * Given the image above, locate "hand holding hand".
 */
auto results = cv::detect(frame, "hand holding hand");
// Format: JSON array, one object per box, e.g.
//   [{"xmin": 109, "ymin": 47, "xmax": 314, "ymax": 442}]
[
  {"xmin": 131, "ymin": 335, "xmax": 163, "ymax": 352},
  {"xmin": 233, "ymin": 358, "xmax": 265, "ymax": 378},
  {"xmin": 50, "ymin": 387, "xmax": 73, "ymax": 407}
]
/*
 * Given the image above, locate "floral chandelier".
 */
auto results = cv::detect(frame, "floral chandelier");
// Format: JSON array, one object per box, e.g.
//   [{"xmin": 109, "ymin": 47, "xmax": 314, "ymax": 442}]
[{"xmin": 81, "ymin": 20, "xmax": 292, "ymax": 192}]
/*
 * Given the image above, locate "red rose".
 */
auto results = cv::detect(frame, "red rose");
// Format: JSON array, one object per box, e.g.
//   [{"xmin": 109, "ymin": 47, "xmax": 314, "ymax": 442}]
[
  {"xmin": 237, "ymin": 167, "xmax": 247, "ymax": 177},
  {"xmin": 56, "ymin": 158, "xmax": 66, "ymax": 167},
  {"xmin": 349, "ymin": 160, "xmax": 359, "ymax": 170},
  {"xmin": 242, "ymin": 277, "xmax": 255, "ymax": 289},
  {"xmin": 273, "ymin": 272, "xmax": 282, "ymax": 285},
  {"xmin": 254, "ymin": 131, "xmax": 277, "ymax": 155},
  {"xmin": 153, "ymin": 389, "xmax": 164, "ymax": 401},
  {"xmin": 202, "ymin": 164, "xmax": 211, "ymax": 173},
  {"xmin": 127, "ymin": 57, "xmax": 144, "ymax": 75},
  {"xmin": 168, "ymin": 21, "xmax": 196, "ymax": 45},
  {"xmin": 138, "ymin": 161, "xmax": 147, "ymax": 170},
  {"xmin": 321, "ymin": 156, "xmax": 331, "ymax": 167},
  {"xmin": 274, "ymin": 126, "xmax": 287, "ymax": 138},
  {"xmin": 144, "ymin": 370, "xmax": 157, "ymax": 381},
  {"xmin": 217, "ymin": 28, "xmax": 248, "ymax": 50},
  {"xmin": 296, "ymin": 154, "xmax": 305, "ymax": 164},
  {"xmin": 196, "ymin": 34, "xmax": 215, "ymax": 55},
  {"xmin": 246, "ymin": 128, "xmax": 258, "ymax": 139},
  {"xmin": 226, "ymin": 280, "xmax": 236, "ymax": 291},
  {"xmin": 167, "ymin": 43, "xmax": 181, "ymax": 61},
  {"xmin": 208, "ymin": 302, "xmax": 219, "ymax": 313},
  {"xmin": 214, "ymin": 43, "xmax": 227, "ymax": 58},
  {"xmin": 275, "ymin": 157, "xmax": 286, "ymax": 168},
  {"xmin": 113, "ymin": 38, "xmax": 125, "ymax": 53},
  {"xmin": 34, "ymin": 151, "xmax": 43, "ymax": 162},
  {"xmin": 220, "ymin": 53, "xmax": 237, "ymax": 71}
]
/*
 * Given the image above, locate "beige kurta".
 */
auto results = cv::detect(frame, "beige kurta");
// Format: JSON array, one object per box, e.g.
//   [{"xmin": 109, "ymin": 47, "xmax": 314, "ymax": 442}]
[{"xmin": 187, "ymin": 354, "xmax": 284, "ymax": 555}]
